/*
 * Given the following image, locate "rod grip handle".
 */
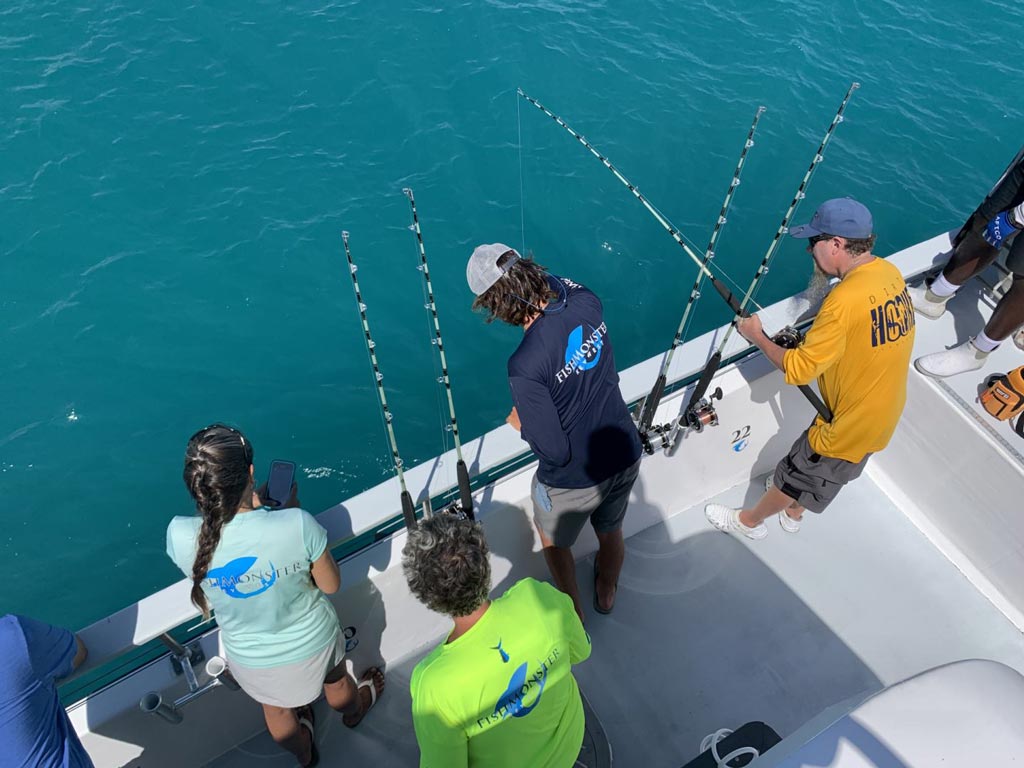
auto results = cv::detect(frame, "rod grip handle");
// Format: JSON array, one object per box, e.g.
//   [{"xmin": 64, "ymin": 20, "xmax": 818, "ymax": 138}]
[
  {"xmin": 456, "ymin": 460, "xmax": 474, "ymax": 520},
  {"xmin": 400, "ymin": 490, "xmax": 417, "ymax": 530}
]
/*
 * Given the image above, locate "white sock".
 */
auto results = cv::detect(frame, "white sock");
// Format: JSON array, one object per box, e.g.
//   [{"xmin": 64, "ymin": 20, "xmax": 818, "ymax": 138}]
[
  {"xmin": 973, "ymin": 330, "xmax": 1000, "ymax": 353},
  {"xmin": 930, "ymin": 272, "xmax": 959, "ymax": 298}
]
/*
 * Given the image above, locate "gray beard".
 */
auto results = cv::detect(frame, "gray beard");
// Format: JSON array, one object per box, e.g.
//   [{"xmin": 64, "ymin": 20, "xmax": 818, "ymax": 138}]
[{"xmin": 805, "ymin": 265, "xmax": 833, "ymax": 306}]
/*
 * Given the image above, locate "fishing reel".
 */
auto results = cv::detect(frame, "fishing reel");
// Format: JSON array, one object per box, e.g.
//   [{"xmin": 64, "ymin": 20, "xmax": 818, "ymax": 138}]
[
  {"xmin": 771, "ymin": 326, "xmax": 804, "ymax": 349},
  {"xmin": 683, "ymin": 386, "xmax": 724, "ymax": 434}
]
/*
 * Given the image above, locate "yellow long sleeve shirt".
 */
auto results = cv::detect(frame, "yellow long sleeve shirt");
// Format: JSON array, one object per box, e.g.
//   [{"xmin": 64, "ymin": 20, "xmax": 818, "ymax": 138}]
[{"xmin": 782, "ymin": 257, "xmax": 915, "ymax": 462}]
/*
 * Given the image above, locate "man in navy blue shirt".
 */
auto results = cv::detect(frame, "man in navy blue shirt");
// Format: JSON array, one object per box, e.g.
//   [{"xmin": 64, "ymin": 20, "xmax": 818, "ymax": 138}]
[
  {"xmin": 0, "ymin": 614, "xmax": 94, "ymax": 768},
  {"xmin": 468, "ymin": 244, "xmax": 643, "ymax": 621}
]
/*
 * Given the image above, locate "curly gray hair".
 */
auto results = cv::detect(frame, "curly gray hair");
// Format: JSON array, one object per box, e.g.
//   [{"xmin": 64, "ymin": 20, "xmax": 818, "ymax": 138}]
[{"xmin": 402, "ymin": 514, "xmax": 491, "ymax": 617}]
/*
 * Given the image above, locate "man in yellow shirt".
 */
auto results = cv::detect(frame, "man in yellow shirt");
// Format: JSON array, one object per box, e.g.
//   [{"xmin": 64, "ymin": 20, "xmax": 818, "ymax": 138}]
[
  {"xmin": 706, "ymin": 198, "xmax": 915, "ymax": 539},
  {"xmin": 404, "ymin": 514, "xmax": 592, "ymax": 768}
]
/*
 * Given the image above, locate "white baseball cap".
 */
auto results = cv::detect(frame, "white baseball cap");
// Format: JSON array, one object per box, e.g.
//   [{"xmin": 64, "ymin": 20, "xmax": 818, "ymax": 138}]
[{"xmin": 466, "ymin": 243, "xmax": 521, "ymax": 296}]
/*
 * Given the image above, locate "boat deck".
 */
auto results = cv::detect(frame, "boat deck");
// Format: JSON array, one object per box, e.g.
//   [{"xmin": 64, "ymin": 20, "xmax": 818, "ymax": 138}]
[
  {"xmin": 207, "ymin": 466, "xmax": 1024, "ymax": 767},
  {"xmin": 76, "ymin": 256, "xmax": 1024, "ymax": 767}
]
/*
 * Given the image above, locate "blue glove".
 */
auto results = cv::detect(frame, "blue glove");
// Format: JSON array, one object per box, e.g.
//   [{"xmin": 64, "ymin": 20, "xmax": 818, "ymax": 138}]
[{"xmin": 983, "ymin": 210, "xmax": 1021, "ymax": 248}]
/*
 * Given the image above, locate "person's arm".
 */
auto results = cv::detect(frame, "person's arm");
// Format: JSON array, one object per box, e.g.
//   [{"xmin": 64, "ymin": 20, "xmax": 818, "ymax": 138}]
[
  {"xmin": 71, "ymin": 635, "xmax": 88, "ymax": 673},
  {"xmin": 780, "ymin": 303, "xmax": 846, "ymax": 386},
  {"xmin": 310, "ymin": 549, "xmax": 340, "ymax": 595},
  {"xmin": 735, "ymin": 314, "xmax": 788, "ymax": 371},
  {"xmin": 564, "ymin": 595, "xmax": 592, "ymax": 665},
  {"xmin": 300, "ymin": 510, "xmax": 340, "ymax": 594},
  {"xmin": 509, "ymin": 375, "xmax": 571, "ymax": 467},
  {"xmin": 18, "ymin": 616, "xmax": 79, "ymax": 682}
]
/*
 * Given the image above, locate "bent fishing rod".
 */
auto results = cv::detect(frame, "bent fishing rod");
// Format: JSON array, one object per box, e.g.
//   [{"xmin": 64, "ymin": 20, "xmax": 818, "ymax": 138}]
[
  {"xmin": 666, "ymin": 83, "xmax": 860, "ymax": 451},
  {"xmin": 403, "ymin": 187, "xmax": 475, "ymax": 519},
  {"xmin": 517, "ymin": 88, "xmax": 750, "ymax": 317},
  {"xmin": 636, "ymin": 105, "xmax": 766, "ymax": 442},
  {"xmin": 342, "ymin": 230, "xmax": 417, "ymax": 530}
]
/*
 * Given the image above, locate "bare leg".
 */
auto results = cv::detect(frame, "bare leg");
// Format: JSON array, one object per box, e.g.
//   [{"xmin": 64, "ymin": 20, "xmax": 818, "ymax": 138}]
[
  {"xmin": 739, "ymin": 486, "xmax": 801, "ymax": 528},
  {"xmin": 536, "ymin": 522, "xmax": 584, "ymax": 623},
  {"xmin": 324, "ymin": 662, "xmax": 385, "ymax": 728},
  {"xmin": 594, "ymin": 528, "xmax": 624, "ymax": 613},
  {"xmin": 943, "ymin": 231, "xmax": 1000, "ymax": 286},
  {"xmin": 261, "ymin": 704, "xmax": 312, "ymax": 766},
  {"xmin": 983, "ymin": 276, "xmax": 1024, "ymax": 340}
]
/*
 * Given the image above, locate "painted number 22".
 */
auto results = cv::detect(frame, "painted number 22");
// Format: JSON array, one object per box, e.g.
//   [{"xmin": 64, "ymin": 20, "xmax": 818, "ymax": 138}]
[{"xmin": 731, "ymin": 426, "xmax": 751, "ymax": 452}]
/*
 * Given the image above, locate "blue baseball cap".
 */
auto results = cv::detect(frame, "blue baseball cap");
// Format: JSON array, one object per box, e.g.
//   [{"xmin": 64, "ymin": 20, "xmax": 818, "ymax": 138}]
[{"xmin": 789, "ymin": 197, "xmax": 874, "ymax": 239}]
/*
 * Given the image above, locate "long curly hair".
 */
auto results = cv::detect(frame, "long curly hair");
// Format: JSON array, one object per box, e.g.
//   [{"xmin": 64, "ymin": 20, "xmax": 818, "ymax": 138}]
[
  {"xmin": 471, "ymin": 251, "xmax": 557, "ymax": 327},
  {"xmin": 182, "ymin": 424, "xmax": 254, "ymax": 618},
  {"xmin": 402, "ymin": 514, "xmax": 491, "ymax": 618}
]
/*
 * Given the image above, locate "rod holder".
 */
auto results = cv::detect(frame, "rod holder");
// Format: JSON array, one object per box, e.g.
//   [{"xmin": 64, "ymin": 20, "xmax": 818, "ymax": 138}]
[
  {"xmin": 140, "ymin": 692, "xmax": 183, "ymax": 724},
  {"xmin": 205, "ymin": 656, "xmax": 240, "ymax": 692}
]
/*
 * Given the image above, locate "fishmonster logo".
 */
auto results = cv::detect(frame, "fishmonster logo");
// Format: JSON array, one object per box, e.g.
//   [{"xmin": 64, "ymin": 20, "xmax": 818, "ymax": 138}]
[
  {"xmin": 207, "ymin": 556, "xmax": 277, "ymax": 599},
  {"xmin": 556, "ymin": 323, "xmax": 606, "ymax": 383},
  {"xmin": 475, "ymin": 642, "xmax": 560, "ymax": 730}
]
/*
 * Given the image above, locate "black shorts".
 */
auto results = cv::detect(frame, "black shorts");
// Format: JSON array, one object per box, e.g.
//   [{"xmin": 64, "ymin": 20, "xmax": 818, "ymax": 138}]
[{"xmin": 773, "ymin": 430, "xmax": 870, "ymax": 513}]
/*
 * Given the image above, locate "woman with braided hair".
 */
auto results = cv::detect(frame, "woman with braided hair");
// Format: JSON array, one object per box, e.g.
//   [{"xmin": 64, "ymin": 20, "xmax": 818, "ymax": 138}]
[{"xmin": 166, "ymin": 424, "xmax": 385, "ymax": 767}]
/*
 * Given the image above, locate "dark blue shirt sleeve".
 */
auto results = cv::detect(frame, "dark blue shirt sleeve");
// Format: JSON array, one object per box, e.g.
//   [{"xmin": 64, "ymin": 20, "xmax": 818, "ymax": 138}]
[
  {"xmin": 18, "ymin": 615, "xmax": 77, "ymax": 682},
  {"xmin": 509, "ymin": 375, "xmax": 571, "ymax": 468}
]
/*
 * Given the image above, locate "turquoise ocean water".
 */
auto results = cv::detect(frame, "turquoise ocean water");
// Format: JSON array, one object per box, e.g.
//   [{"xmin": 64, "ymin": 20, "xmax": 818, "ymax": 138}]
[{"xmin": 2, "ymin": 0, "xmax": 1022, "ymax": 630}]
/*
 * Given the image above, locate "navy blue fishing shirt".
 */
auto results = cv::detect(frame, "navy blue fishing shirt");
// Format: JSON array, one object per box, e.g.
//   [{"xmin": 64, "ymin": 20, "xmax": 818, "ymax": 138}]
[{"xmin": 508, "ymin": 275, "xmax": 642, "ymax": 489}]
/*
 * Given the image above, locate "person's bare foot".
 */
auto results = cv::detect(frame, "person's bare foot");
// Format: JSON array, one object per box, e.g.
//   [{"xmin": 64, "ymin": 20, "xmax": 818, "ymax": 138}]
[{"xmin": 342, "ymin": 667, "xmax": 385, "ymax": 728}]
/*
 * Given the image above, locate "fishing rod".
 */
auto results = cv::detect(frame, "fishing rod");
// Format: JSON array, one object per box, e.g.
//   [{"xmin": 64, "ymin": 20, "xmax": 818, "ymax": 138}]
[
  {"xmin": 635, "ymin": 105, "xmax": 766, "ymax": 444},
  {"xmin": 402, "ymin": 187, "xmax": 475, "ymax": 519},
  {"xmin": 342, "ymin": 230, "xmax": 417, "ymax": 530},
  {"xmin": 954, "ymin": 142, "xmax": 1024, "ymax": 248},
  {"xmin": 517, "ymin": 88, "xmax": 749, "ymax": 317},
  {"xmin": 665, "ymin": 83, "xmax": 860, "ymax": 452}
]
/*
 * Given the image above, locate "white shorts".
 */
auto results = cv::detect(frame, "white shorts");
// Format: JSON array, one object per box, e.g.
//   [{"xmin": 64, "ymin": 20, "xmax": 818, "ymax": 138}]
[{"xmin": 227, "ymin": 628, "xmax": 345, "ymax": 708}]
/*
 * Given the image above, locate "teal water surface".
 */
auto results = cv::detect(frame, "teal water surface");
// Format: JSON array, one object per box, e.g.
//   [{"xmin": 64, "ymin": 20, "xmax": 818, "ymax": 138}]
[{"xmin": 2, "ymin": 0, "xmax": 1022, "ymax": 630}]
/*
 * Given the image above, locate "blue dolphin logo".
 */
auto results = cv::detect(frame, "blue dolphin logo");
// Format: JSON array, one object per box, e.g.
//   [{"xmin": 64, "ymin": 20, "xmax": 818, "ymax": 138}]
[
  {"xmin": 207, "ymin": 556, "xmax": 277, "ymax": 599},
  {"xmin": 494, "ymin": 661, "xmax": 547, "ymax": 719},
  {"xmin": 565, "ymin": 325, "xmax": 602, "ymax": 373}
]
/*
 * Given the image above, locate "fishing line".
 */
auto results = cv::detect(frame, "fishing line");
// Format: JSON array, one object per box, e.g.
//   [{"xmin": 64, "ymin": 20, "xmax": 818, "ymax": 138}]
[
  {"xmin": 636, "ymin": 106, "xmax": 766, "ymax": 436},
  {"xmin": 342, "ymin": 230, "xmax": 417, "ymax": 530},
  {"xmin": 517, "ymin": 88, "xmax": 754, "ymax": 313},
  {"xmin": 672, "ymin": 83, "xmax": 861, "ymax": 446},
  {"xmin": 403, "ymin": 188, "xmax": 475, "ymax": 518},
  {"xmin": 517, "ymin": 91, "xmax": 527, "ymax": 258}
]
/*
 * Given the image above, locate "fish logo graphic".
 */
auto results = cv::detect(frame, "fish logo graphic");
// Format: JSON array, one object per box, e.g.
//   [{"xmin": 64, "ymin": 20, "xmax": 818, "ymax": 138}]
[
  {"xmin": 494, "ymin": 661, "xmax": 547, "ymax": 719},
  {"xmin": 207, "ymin": 556, "xmax": 277, "ymax": 599},
  {"xmin": 492, "ymin": 639, "xmax": 510, "ymax": 663},
  {"xmin": 564, "ymin": 324, "xmax": 603, "ymax": 373}
]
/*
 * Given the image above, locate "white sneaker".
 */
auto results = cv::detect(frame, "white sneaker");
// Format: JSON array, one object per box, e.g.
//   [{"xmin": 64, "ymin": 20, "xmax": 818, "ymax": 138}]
[
  {"xmin": 705, "ymin": 504, "xmax": 768, "ymax": 540},
  {"xmin": 907, "ymin": 282, "xmax": 951, "ymax": 320},
  {"xmin": 765, "ymin": 475, "xmax": 801, "ymax": 533},
  {"xmin": 914, "ymin": 338, "xmax": 990, "ymax": 378}
]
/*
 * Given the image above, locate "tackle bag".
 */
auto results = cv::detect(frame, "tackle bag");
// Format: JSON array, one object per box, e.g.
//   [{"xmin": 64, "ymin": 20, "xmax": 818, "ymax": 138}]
[{"xmin": 980, "ymin": 366, "xmax": 1024, "ymax": 423}]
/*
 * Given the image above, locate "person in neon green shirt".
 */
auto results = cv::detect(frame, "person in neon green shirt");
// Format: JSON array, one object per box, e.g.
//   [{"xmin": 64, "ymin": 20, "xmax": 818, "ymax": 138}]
[{"xmin": 403, "ymin": 515, "xmax": 591, "ymax": 768}]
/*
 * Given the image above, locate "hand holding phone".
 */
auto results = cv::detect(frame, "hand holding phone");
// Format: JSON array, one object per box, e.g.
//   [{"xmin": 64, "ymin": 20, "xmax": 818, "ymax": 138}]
[{"xmin": 264, "ymin": 460, "xmax": 297, "ymax": 509}]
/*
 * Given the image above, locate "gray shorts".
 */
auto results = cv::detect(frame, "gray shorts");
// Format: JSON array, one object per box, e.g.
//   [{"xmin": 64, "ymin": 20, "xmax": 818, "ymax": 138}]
[
  {"xmin": 532, "ymin": 459, "xmax": 641, "ymax": 548},
  {"xmin": 228, "ymin": 627, "xmax": 344, "ymax": 708},
  {"xmin": 773, "ymin": 430, "xmax": 870, "ymax": 514}
]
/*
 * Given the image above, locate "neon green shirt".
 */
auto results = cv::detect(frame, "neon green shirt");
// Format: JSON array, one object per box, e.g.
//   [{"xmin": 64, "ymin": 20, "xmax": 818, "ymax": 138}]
[{"xmin": 410, "ymin": 577, "xmax": 592, "ymax": 768}]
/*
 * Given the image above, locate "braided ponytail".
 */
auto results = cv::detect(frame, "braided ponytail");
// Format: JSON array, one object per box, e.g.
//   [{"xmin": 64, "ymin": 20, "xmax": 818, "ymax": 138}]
[{"xmin": 182, "ymin": 424, "xmax": 254, "ymax": 618}]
